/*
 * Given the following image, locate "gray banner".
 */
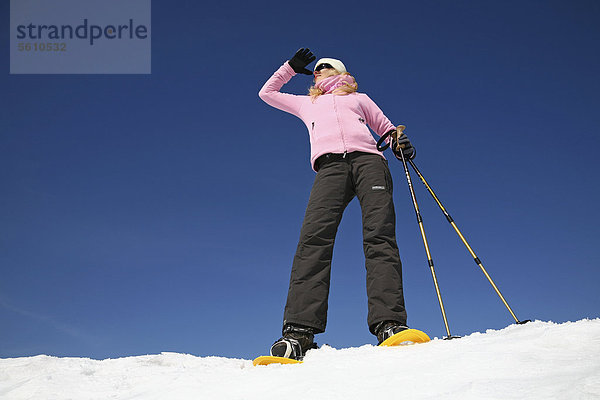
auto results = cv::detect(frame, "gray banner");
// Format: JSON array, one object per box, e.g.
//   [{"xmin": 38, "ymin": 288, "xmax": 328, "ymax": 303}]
[{"xmin": 10, "ymin": 0, "xmax": 151, "ymax": 74}]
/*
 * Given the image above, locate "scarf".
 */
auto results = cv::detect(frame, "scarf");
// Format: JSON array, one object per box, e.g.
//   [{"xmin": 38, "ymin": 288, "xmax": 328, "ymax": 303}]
[{"xmin": 315, "ymin": 74, "xmax": 357, "ymax": 95}]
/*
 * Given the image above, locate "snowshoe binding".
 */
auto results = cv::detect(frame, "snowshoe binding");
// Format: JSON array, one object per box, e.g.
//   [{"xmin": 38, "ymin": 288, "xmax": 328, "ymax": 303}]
[
  {"xmin": 254, "ymin": 324, "xmax": 318, "ymax": 366},
  {"xmin": 270, "ymin": 324, "xmax": 318, "ymax": 360},
  {"xmin": 375, "ymin": 321, "xmax": 430, "ymax": 346},
  {"xmin": 375, "ymin": 321, "xmax": 409, "ymax": 344}
]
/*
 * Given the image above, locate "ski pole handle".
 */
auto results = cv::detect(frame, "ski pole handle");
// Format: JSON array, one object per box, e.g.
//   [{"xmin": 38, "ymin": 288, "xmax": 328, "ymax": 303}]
[
  {"xmin": 394, "ymin": 125, "xmax": 406, "ymax": 153},
  {"xmin": 376, "ymin": 124, "xmax": 407, "ymax": 152}
]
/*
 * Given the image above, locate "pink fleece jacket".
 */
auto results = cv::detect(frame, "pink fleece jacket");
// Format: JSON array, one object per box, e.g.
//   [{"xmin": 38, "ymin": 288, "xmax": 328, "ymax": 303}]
[{"xmin": 259, "ymin": 62, "xmax": 396, "ymax": 171}]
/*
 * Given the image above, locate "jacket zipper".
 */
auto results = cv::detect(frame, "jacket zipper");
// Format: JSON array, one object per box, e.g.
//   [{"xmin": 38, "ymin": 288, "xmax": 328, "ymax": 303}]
[{"xmin": 332, "ymin": 95, "xmax": 348, "ymax": 155}]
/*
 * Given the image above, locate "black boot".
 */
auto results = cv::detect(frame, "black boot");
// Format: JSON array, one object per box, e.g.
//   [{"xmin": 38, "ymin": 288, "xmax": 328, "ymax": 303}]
[
  {"xmin": 270, "ymin": 324, "xmax": 318, "ymax": 360},
  {"xmin": 375, "ymin": 321, "xmax": 409, "ymax": 345}
]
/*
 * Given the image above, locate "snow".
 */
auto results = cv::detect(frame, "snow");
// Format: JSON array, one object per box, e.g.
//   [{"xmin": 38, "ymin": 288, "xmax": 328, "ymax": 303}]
[{"xmin": 1, "ymin": 319, "xmax": 599, "ymax": 400}]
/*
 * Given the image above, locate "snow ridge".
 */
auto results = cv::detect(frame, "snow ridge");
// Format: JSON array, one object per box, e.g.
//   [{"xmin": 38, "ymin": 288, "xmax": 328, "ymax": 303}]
[{"xmin": 1, "ymin": 319, "xmax": 599, "ymax": 400}]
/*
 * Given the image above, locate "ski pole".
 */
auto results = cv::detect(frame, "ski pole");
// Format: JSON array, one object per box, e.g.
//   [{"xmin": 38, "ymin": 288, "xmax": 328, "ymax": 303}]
[
  {"xmin": 391, "ymin": 126, "xmax": 458, "ymax": 339},
  {"xmin": 407, "ymin": 159, "xmax": 530, "ymax": 325}
]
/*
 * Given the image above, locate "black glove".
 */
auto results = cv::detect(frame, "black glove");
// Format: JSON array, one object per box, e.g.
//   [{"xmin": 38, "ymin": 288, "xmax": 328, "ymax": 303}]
[
  {"xmin": 392, "ymin": 133, "xmax": 416, "ymax": 160},
  {"xmin": 288, "ymin": 48, "xmax": 316, "ymax": 75}
]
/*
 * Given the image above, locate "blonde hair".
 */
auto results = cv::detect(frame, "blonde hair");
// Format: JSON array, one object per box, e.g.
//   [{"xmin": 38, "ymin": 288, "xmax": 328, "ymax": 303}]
[{"xmin": 309, "ymin": 72, "xmax": 358, "ymax": 101}]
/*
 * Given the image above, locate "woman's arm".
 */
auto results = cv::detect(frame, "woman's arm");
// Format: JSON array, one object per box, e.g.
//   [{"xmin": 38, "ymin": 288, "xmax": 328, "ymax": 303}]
[
  {"xmin": 360, "ymin": 94, "xmax": 397, "ymax": 137},
  {"xmin": 258, "ymin": 62, "xmax": 305, "ymax": 117}
]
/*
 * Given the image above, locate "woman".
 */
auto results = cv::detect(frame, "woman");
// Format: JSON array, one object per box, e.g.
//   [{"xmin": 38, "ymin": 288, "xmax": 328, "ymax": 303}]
[{"xmin": 258, "ymin": 48, "xmax": 416, "ymax": 360}]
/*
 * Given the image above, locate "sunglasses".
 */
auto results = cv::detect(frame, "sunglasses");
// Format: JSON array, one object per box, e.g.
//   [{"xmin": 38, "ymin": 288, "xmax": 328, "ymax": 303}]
[{"xmin": 314, "ymin": 63, "xmax": 334, "ymax": 72}]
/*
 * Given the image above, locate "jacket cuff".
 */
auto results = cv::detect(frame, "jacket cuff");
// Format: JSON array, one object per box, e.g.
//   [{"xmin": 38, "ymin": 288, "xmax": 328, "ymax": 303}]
[{"xmin": 283, "ymin": 61, "xmax": 297, "ymax": 76}]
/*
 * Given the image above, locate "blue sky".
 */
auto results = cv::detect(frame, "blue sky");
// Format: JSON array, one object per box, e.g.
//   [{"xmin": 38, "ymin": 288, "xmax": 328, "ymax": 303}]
[{"xmin": 1, "ymin": 0, "xmax": 599, "ymax": 360}]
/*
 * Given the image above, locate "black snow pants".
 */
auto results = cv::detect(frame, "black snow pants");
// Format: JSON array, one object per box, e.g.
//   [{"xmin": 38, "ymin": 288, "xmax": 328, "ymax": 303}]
[{"xmin": 283, "ymin": 151, "xmax": 407, "ymax": 335}]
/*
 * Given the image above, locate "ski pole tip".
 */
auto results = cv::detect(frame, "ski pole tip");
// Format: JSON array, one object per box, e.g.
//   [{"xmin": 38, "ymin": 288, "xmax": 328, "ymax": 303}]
[{"xmin": 443, "ymin": 335, "xmax": 461, "ymax": 340}]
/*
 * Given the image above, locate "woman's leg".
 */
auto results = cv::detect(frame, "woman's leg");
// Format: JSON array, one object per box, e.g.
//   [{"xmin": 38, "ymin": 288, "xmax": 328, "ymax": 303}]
[
  {"xmin": 352, "ymin": 155, "xmax": 407, "ymax": 334},
  {"xmin": 283, "ymin": 161, "xmax": 355, "ymax": 333}
]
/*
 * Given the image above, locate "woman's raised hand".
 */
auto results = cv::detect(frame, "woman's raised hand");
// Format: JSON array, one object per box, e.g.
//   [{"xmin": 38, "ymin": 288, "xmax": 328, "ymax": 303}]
[{"xmin": 288, "ymin": 48, "xmax": 316, "ymax": 75}]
